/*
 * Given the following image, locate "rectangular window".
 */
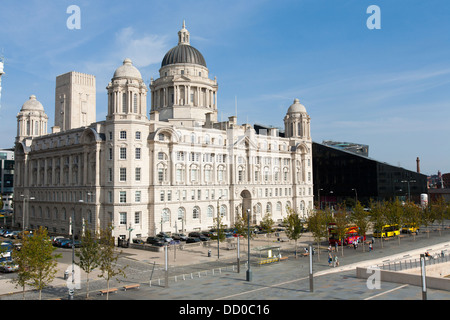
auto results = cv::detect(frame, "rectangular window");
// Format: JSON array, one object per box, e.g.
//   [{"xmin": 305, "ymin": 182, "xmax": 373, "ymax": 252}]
[
  {"xmin": 119, "ymin": 191, "xmax": 126, "ymax": 203},
  {"xmin": 135, "ymin": 167, "xmax": 141, "ymax": 181},
  {"xmin": 135, "ymin": 191, "xmax": 141, "ymax": 202},
  {"xmin": 134, "ymin": 212, "xmax": 140, "ymax": 224},
  {"xmin": 135, "ymin": 131, "xmax": 141, "ymax": 140},
  {"xmin": 160, "ymin": 191, "xmax": 165, "ymax": 202},
  {"xmin": 167, "ymin": 190, "xmax": 172, "ymax": 202},
  {"xmin": 120, "ymin": 131, "xmax": 127, "ymax": 140},
  {"xmin": 120, "ymin": 168, "xmax": 127, "ymax": 181},
  {"xmin": 119, "ymin": 212, "xmax": 127, "ymax": 225},
  {"xmin": 108, "ymin": 168, "xmax": 113, "ymax": 182},
  {"xmin": 135, "ymin": 148, "xmax": 141, "ymax": 160},
  {"xmin": 108, "ymin": 148, "xmax": 113, "ymax": 160},
  {"xmin": 108, "ymin": 191, "xmax": 113, "ymax": 203},
  {"xmin": 120, "ymin": 147, "xmax": 127, "ymax": 160}
]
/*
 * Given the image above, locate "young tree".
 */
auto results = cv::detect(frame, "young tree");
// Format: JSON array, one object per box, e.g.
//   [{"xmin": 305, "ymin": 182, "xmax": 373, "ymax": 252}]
[
  {"xmin": 307, "ymin": 208, "xmax": 331, "ymax": 261},
  {"xmin": 369, "ymin": 200, "xmax": 387, "ymax": 248},
  {"xmin": 98, "ymin": 227, "xmax": 127, "ymax": 300},
  {"xmin": 332, "ymin": 207, "xmax": 349, "ymax": 257},
  {"xmin": 349, "ymin": 201, "xmax": 370, "ymax": 252},
  {"xmin": 402, "ymin": 201, "xmax": 421, "ymax": 241},
  {"xmin": 432, "ymin": 196, "xmax": 447, "ymax": 236},
  {"xmin": 13, "ymin": 227, "xmax": 61, "ymax": 300},
  {"xmin": 283, "ymin": 207, "xmax": 304, "ymax": 258},
  {"xmin": 422, "ymin": 204, "xmax": 435, "ymax": 238},
  {"xmin": 385, "ymin": 198, "xmax": 404, "ymax": 245},
  {"xmin": 75, "ymin": 228, "xmax": 100, "ymax": 299}
]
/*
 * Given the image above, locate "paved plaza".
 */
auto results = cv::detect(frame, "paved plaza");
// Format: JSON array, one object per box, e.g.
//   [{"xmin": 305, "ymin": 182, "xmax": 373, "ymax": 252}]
[{"xmin": 1, "ymin": 227, "xmax": 449, "ymax": 305}]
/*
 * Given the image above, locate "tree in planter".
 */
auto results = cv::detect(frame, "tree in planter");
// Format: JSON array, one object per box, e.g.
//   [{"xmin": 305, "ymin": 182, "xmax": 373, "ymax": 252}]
[
  {"xmin": 98, "ymin": 227, "xmax": 127, "ymax": 300},
  {"xmin": 283, "ymin": 206, "xmax": 304, "ymax": 258},
  {"xmin": 349, "ymin": 201, "xmax": 370, "ymax": 252},
  {"xmin": 75, "ymin": 228, "xmax": 100, "ymax": 299},
  {"xmin": 12, "ymin": 226, "xmax": 61, "ymax": 300}
]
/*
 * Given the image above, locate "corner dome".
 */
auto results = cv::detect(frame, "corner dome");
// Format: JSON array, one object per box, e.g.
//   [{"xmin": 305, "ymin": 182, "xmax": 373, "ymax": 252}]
[
  {"xmin": 21, "ymin": 95, "xmax": 44, "ymax": 111},
  {"xmin": 287, "ymin": 99, "xmax": 307, "ymax": 114},
  {"xmin": 161, "ymin": 45, "xmax": 207, "ymax": 68},
  {"xmin": 113, "ymin": 58, "xmax": 142, "ymax": 80},
  {"xmin": 161, "ymin": 21, "xmax": 207, "ymax": 68}
]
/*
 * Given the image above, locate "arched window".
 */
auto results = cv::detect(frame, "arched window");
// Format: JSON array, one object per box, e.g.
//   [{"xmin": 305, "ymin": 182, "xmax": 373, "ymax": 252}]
[
  {"xmin": 177, "ymin": 207, "xmax": 185, "ymax": 221},
  {"xmin": 266, "ymin": 203, "xmax": 272, "ymax": 215},
  {"xmin": 207, "ymin": 206, "xmax": 214, "ymax": 218},
  {"xmin": 162, "ymin": 208, "xmax": 170, "ymax": 222},
  {"xmin": 220, "ymin": 205, "xmax": 227, "ymax": 218},
  {"xmin": 276, "ymin": 202, "xmax": 282, "ymax": 212},
  {"xmin": 193, "ymin": 206, "xmax": 200, "ymax": 219}
]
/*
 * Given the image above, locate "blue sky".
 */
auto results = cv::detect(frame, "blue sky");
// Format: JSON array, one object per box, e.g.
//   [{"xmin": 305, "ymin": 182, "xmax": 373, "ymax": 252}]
[{"xmin": 1, "ymin": 0, "xmax": 449, "ymax": 176}]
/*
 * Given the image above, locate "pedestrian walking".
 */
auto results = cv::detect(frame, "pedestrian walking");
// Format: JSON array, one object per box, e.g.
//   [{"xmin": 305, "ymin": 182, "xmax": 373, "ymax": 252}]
[
  {"xmin": 334, "ymin": 255, "xmax": 339, "ymax": 267},
  {"xmin": 369, "ymin": 242, "xmax": 373, "ymax": 252},
  {"xmin": 328, "ymin": 253, "xmax": 332, "ymax": 266}
]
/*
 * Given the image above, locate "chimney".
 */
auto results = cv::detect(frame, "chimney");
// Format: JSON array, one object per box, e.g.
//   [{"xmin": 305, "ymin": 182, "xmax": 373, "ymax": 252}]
[{"xmin": 416, "ymin": 157, "xmax": 420, "ymax": 173}]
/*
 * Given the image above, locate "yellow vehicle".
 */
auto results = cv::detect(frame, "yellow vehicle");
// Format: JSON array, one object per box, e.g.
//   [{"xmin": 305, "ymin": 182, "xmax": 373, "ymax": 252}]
[
  {"xmin": 373, "ymin": 225, "xmax": 400, "ymax": 238},
  {"xmin": 401, "ymin": 224, "xmax": 419, "ymax": 234}
]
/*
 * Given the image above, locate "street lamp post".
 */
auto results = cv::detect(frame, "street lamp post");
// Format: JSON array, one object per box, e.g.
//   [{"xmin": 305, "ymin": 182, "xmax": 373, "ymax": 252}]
[
  {"xmin": 217, "ymin": 196, "xmax": 224, "ymax": 260},
  {"xmin": 246, "ymin": 208, "xmax": 252, "ymax": 282},
  {"xmin": 318, "ymin": 188, "xmax": 323, "ymax": 210},
  {"xmin": 401, "ymin": 179, "xmax": 416, "ymax": 201},
  {"xmin": 351, "ymin": 188, "xmax": 358, "ymax": 204}
]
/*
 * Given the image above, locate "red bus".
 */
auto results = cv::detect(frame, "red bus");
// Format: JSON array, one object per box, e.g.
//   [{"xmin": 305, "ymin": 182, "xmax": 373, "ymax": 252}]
[{"xmin": 328, "ymin": 224, "xmax": 365, "ymax": 246}]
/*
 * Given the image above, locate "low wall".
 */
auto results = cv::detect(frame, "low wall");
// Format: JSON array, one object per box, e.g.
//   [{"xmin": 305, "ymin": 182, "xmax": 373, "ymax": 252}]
[{"xmin": 356, "ymin": 264, "xmax": 450, "ymax": 291}]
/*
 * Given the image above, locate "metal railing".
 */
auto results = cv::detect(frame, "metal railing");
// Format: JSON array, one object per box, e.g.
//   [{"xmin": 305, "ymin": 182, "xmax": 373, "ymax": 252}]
[{"xmin": 379, "ymin": 251, "xmax": 449, "ymax": 272}]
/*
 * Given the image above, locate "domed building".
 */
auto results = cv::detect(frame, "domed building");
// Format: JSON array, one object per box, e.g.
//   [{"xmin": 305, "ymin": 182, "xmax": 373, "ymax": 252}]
[{"xmin": 13, "ymin": 22, "xmax": 313, "ymax": 242}]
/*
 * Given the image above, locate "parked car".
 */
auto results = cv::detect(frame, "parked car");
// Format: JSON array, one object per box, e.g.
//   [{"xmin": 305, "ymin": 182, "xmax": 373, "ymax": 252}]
[
  {"xmin": 3, "ymin": 230, "xmax": 15, "ymax": 238},
  {"xmin": 188, "ymin": 232, "xmax": 209, "ymax": 241},
  {"xmin": 146, "ymin": 237, "xmax": 165, "ymax": 246},
  {"xmin": 10, "ymin": 231, "xmax": 21, "ymax": 239},
  {"xmin": 172, "ymin": 233, "xmax": 188, "ymax": 241},
  {"xmin": 53, "ymin": 238, "xmax": 71, "ymax": 247},
  {"xmin": 186, "ymin": 237, "xmax": 201, "ymax": 244},
  {"xmin": 0, "ymin": 261, "xmax": 19, "ymax": 273},
  {"xmin": 62, "ymin": 240, "xmax": 82, "ymax": 248},
  {"xmin": 52, "ymin": 236, "xmax": 66, "ymax": 245},
  {"xmin": 156, "ymin": 233, "xmax": 173, "ymax": 243},
  {"xmin": 132, "ymin": 238, "xmax": 145, "ymax": 244}
]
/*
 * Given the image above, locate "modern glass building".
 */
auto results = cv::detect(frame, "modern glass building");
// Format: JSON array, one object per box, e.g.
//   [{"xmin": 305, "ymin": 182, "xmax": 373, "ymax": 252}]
[{"xmin": 312, "ymin": 142, "xmax": 427, "ymax": 207}]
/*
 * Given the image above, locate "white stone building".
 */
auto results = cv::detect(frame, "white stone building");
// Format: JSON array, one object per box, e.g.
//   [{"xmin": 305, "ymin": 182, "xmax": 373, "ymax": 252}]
[{"xmin": 13, "ymin": 23, "xmax": 313, "ymax": 240}]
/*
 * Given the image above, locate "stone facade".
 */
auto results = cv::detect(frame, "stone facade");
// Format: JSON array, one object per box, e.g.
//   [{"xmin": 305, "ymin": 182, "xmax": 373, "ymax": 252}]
[{"xmin": 14, "ymin": 23, "xmax": 313, "ymax": 240}]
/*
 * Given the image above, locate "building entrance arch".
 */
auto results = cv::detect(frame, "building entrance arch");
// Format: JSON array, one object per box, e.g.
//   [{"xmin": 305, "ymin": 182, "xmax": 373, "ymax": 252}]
[{"xmin": 240, "ymin": 189, "xmax": 254, "ymax": 224}]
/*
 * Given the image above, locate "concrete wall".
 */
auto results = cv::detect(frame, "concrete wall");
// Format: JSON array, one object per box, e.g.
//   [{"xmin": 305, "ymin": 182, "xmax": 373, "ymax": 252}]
[{"xmin": 356, "ymin": 264, "xmax": 450, "ymax": 291}]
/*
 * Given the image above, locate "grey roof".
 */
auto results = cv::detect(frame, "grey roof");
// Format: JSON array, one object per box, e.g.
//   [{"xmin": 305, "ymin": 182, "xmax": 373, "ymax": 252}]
[{"xmin": 161, "ymin": 44, "xmax": 207, "ymax": 68}]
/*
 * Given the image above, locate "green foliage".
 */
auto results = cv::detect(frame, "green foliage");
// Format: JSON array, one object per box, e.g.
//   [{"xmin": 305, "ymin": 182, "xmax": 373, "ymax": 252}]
[
  {"xmin": 283, "ymin": 207, "xmax": 304, "ymax": 257},
  {"xmin": 12, "ymin": 226, "xmax": 61, "ymax": 300},
  {"xmin": 97, "ymin": 227, "xmax": 127, "ymax": 300},
  {"xmin": 75, "ymin": 228, "xmax": 100, "ymax": 298},
  {"xmin": 260, "ymin": 212, "xmax": 274, "ymax": 235}
]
